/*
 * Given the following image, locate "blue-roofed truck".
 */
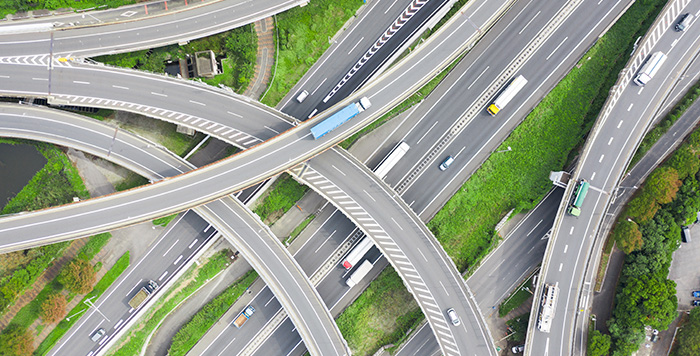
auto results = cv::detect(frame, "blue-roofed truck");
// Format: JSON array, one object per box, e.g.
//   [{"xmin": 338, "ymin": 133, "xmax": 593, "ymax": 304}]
[
  {"xmin": 233, "ymin": 305, "xmax": 255, "ymax": 328},
  {"xmin": 310, "ymin": 97, "xmax": 371, "ymax": 139}
]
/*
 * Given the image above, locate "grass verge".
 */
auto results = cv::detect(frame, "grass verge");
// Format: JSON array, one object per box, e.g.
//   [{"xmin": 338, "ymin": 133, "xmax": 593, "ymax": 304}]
[
  {"xmin": 336, "ymin": 267, "xmax": 423, "ymax": 355},
  {"xmin": 594, "ymin": 236, "xmax": 616, "ymax": 291},
  {"xmin": 35, "ymin": 252, "xmax": 130, "ymax": 356},
  {"xmin": 153, "ymin": 214, "xmax": 179, "ymax": 227},
  {"xmin": 499, "ymin": 274, "xmax": 534, "ymax": 317},
  {"xmin": 167, "ymin": 270, "xmax": 257, "ymax": 356},
  {"xmin": 630, "ymin": 80, "xmax": 700, "ymax": 168},
  {"xmin": 253, "ymin": 174, "xmax": 308, "ymax": 224},
  {"xmin": 286, "ymin": 214, "xmax": 315, "ymax": 245},
  {"xmin": 0, "ymin": 0, "xmax": 136, "ymax": 20},
  {"xmin": 106, "ymin": 250, "xmax": 232, "ymax": 356},
  {"xmin": 260, "ymin": 0, "xmax": 365, "ymax": 106}
]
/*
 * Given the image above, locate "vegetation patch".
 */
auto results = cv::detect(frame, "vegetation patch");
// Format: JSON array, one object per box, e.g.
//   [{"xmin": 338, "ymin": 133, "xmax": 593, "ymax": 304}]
[
  {"xmin": 35, "ymin": 252, "xmax": 130, "ymax": 356},
  {"xmin": 594, "ymin": 235, "xmax": 616, "ymax": 291},
  {"xmin": 630, "ymin": 80, "xmax": 700, "ymax": 167},
  {"xmin": 253, "ymin": 174, "xmax": 308, "ymax": 224},
  {"xmin": 498, "ymin": 275, "xmax": 534, "ymax": 317},
  {"xmin": 427, "ymin": 0, "xmax": 667, "ymax": 272},
  {"xmin": 2, "ymin": 142, "xmax": 89, "ymax": 215},
  {"xmin": 261, "ymin": 0, "xmax": 364, "ymax": 106},
  {"xmin": 505, "ymin": 313, "xmax": 529, "ymax": 342},
  {"xmin": 286, "ymin": 214, "xmax": 315, "ymax": 245},
  {"xmin": 1, "ymin": 0, "xmax": 136, "ymax": 19},
  {"xmin": 77, "ymin": 233, "xmax": 112, "ymax": 261},
  {"xmin": 114, "ymin": 172, "xmax": 149, "ymax": 192},
  {"xmin": 106, "ymin": 250, "xmax": 231, "ymax": 356},
  {"xmin": 167, "ymin": 270, "xmax": 257, "ymax": 356},
  {"xmin": 671, "ymin": 307, "xmax": 700, "ymax": 356},
  {"xmin": 336, "ymin": 267, "xmax": 423, "ymax": 356},
  {"xmin": 153, "ymin": 213, "xmax": 179, "ymax": 227},
  {"xmin": 95, "ymin": 25, "xmax": 257, "ymax": 93}
]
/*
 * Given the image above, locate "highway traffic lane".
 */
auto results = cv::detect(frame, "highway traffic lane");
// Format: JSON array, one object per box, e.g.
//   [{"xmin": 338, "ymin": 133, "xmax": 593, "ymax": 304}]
[
  {"xmin": 529, "ymin": 3, "xmax": 700, "ymax": 354},
  {"xmin": 197, "ymin": 197, "xmax": 350, "ymax": 356},
  {"xmin": 49, "ymin": 211, "xmax": 213, "ymax": 356},
  {"xmin": 0, "ymin": 0, "xmax": 308, "ymax": 57},
  {"xmin": 300, "ymin": 149, "xmax": 495, "ymax": 356}
]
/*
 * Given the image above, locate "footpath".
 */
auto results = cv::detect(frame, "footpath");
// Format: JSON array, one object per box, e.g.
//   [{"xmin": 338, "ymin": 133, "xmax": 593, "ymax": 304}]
[{"xmin": 244, "ymin": 17, "xmax": 275, "ymax": 100}]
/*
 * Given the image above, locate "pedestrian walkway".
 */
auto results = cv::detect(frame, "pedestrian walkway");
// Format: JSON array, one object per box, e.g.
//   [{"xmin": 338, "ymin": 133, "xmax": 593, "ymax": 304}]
[
  {"xmin": 0, "ymin": 238, "xmax": 87, "ymax": 331},
  {"xmin": 244, "ymin": 17, "xmax": 275, "ymax": 100}
]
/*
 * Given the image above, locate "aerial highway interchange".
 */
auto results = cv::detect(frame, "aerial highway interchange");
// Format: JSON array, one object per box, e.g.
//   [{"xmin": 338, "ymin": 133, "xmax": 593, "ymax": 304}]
[{"xmin": 0, "ymin": 0, "xmax": 698, "ymax": 355}]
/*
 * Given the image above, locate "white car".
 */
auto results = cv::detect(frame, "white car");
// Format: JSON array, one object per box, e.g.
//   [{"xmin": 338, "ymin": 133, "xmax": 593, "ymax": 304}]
[{"xmin": 446, "ymin": 308, "xmax": 460, "ymax": 326}]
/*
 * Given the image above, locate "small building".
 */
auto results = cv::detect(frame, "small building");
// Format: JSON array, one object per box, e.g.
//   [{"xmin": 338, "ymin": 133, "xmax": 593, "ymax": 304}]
[{"xmin": 178, "ymin": 51, "xmax": 218, "ymax": 79}]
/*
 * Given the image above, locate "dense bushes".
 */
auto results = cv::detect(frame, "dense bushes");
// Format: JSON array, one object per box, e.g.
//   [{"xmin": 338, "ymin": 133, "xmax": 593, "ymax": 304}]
[
  {"xmin": 40, "ymin": 294, "xmax": 67, "ymax": 324},
  {"xmin": 674, "ymin": 307, "xmax": 700, "ymax": 355},
  {"xmin": 0, "ymin": 325, "xmax": 33, "ymax": 356},
  {"xmin": 58, "ymin": 259, "xmax": 96, "ymax": 294}
]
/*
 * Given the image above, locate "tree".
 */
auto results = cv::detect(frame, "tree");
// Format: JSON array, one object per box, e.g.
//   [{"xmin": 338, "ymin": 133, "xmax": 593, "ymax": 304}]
[
  {"xmin": 667, "ymin": 146, "xmax": 700, "ymax": 179},
  {"xmin": 0, "ymin": 325, "xmax": 33, "ymax": 356},
  {"xmin": 588, "ymin": 330, "xmax": 611, "ymax": 356},
  {"xmin": 40, "ymin": 293, "xmax": 66, "ymax": 324},
  {"xmin": 644, "ymin": 167, "xmax": 681, "ymax": 204},
  {"xmin": 677, "ymin": 307, "xmax": 700, "ymax": 356},
  {"xmin": 58, "ymin": 259, "xmax": 95, "ymax": 294},
  {"xmin": 612, "ymin": 220, "xmax": 643, "ymax": 254},
  {"xmin": 625, "ymin": 191, "xmax": 658, "ymax": 223}
]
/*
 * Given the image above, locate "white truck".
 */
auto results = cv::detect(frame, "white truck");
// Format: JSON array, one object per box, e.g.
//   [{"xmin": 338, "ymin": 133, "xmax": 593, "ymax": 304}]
[
  {"xmin": 128, "ymin": 280, "xmax": 158, "ymax": 309},
  {"xmin": 487, "ymin": 75, "xmax": 528, "ymax": 116},
  {"xmin": 345, "ymin": 260, "xmax": 373, "ymax": 288},
  {"xmin": 634, "ymin": 51, "xmax": 667, "ymax": 86}
]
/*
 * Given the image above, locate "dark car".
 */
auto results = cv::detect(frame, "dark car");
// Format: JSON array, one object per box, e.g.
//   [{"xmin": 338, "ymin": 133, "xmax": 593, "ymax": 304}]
[
  {"xmin": 693, "ymin": 300, "xmax": 700, "ymax": 307},
  {"xmin": 692, "ymin": 291, "xmax": 700, "ymax": 298},
  {"xmin": 512, "ymin": 344, "xmax": 524, "ymax": 353}
]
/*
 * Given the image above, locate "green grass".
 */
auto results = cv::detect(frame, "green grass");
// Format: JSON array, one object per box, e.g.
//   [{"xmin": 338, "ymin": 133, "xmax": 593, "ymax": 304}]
[
  {"xmin": 2, "ymin": 142, "xmax": 90, "ymax": 215},
  {"xmin": 35, "ymin": 252, "xmax": 130, "ymax": 356},
  {"xmin": 630, "ymin": 80, "xmax": 700, "ymax": 168},
  {"xmin": 426, "ymin": 0, "xmax": 667, "ymax": 272},
  {"xmin": 167, "ymin": 270, "xmax": 257, "ymax": 356},
  {"xmin": 153, "ymin": 213, "xmax": 179, "ymax": 227},
  {"xmin": 336, "ymin": 267, "xmax": 423, "ymax": 356},
  {"xmin": 77, "ymin": 233, "xmax": 112, "ymax": 261},
  {"xmin": 286, "ymin": 214, "xmax": 315, "ymax": 245},
  {"xmin": 340, "ymin": 53, "xmax": 464, "ymax": 149},
  {"xmin": 499, "ymin": 275, "xmax": 534, "ymax": 317},
  {"xmin": 253, "ymin": 174, "xmax": 308, "ymax": 224},
  {"xmin": 260, "ymin": 0, "xmax": 365, "ymax": 106},
  {"xmin": 106, "ymin": 250, "xmax": 232, "ymax": 356},
  {"xmin": 0, "ymin": 0, "xmax": 137, "ymax": 19},
  {"xmin": 595, "ymin": 234, "xmax": 617, "ymax": 291},
  {"xmin": 7, "ymin": 280, "xmax": 62, "ymax": 330}
]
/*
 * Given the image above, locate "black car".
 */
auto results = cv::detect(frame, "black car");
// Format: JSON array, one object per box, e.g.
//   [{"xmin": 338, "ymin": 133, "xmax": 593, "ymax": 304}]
[{"xmin": 692, "ymin": 300, "xmax": 700, "ymax": 307}]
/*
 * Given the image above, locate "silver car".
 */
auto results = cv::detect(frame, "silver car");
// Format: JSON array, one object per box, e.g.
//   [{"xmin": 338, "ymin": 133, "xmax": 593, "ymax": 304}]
[
  {"xmin": 446, "ymin": 308, "xmax": 460, "ymax": 326},
  {"xmin": 90, "ymin": 328, "xmax": 105, "ymax": 342}
]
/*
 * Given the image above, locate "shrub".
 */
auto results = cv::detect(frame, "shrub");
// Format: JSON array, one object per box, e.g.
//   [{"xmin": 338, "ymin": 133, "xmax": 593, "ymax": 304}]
[
  {"xmin": 0, "ymin": 325, "xmax": 33, "ymax": 356},
  {"xmin": 676, "ymin": 307, "xmax": 700, "ymax": 356},
  {"xmin": 612, "ymin": 220, "xmax": 643, "ymax": 254},
  {"xmin": 588, "ymin": 330, "xmax": 611, "ymax": 356},
  {"xmin": 625, "ymin": 192, "xmax": 659, "ymax": 224},
  {"xmin": 40, "ymin": 294, "xmax": 67, "ymax": 324},
  {"xmin": 644, "ymin": 167, "xmax": 681, "ymax": 205},
  {"xmin": 58, "ymin": 259, "xmax": 96, "ymax": 294}
]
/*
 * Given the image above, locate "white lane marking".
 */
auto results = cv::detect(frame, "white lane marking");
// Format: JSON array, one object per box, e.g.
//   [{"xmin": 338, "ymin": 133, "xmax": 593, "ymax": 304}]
[
  {"xmin": 416, "ymin": 121, "xmax": 439, "ymax": 145},
  {"xmin": 264, "ymin": 126, "xmax": 279, "ymax": 134},
  {"xmin": 637, "ymin": 87, "xmax": 644, "ymax": 95},
  {"xmin": 591, "ymin": 172, "xmax": 596, "ymax": 181},
  {"xmin": 73, "ymin": 80, "xmax": 90, "ymax": 84},
  {"xmin": 384, "ymin": 0, "xmax": 399, "ymax": 13},
  {"xmin": 546, "ymin": 36, "xmax": 568, "ymax": 61},
  {"xmin": 32, "ymin": 77, "xmax": 48, "ymax": 81},
  {"xmin": 569, "ymin": 227, "xmax": 574, "ymax": 235},
  {"xmin": 310, "ymin": 78, "xmax": 327, "ymax": 96},
  {"xmin": 617, "ymin": 120, "xmax": 623, "ymax": 128},
  {"xmin": 163, "ymin": 239, "xmax": 179, "ymax": 257},
  {"xmin": 332, "ymin": 165, "xmax": 346, "ymax": 176},
  {"xmin": 392, "ymin": 217, "xmax": 404, "ymax": 231},
  {"xmin": 439, "ymin": 281, "xmax": 450, "ymax": 296},
  {"xmin": 314, "ymin": 230, "xmax": 337, "ymax": 254},
  {"xmin": 417, "ymin": 248, "xmax": 428, "ymax": 262},
  {"xmin": 607, "ymin": 137, "xmax": 613, "ymax": 145},
  {"xmin": 112, "ymin": 85, "xmax": 129, "ymax": 90},
  {"xmin": 518, "ymin": 11, "xmax": 540, "ymax": 35},
  {"xmin": 173, "ymin": 255, "xmax": 183, "ymax": 265},
  {"xmin": 564, "ymin": 245, "xmax": 568, "ymax": 253},
  {"xmin": 188, "ymin": 239, "xmax": 198, "ymax": 249},
  {"xmin": 453, "ymin": 146, "xmax": 467, "ymax": 160},
  {"xmin": 599, "ymin": 154, "xmax": 604, "ymax": 163},
  {"xmin": 226, "ymin": 111, "xmax": 242, "ymax": 118},
  {"xmin": 189, "ymin": 100, "xmax": 205, "ymax": 106},
  {"xmin": 0, "ymin": 75, "xmax": 9, "ymax": 78},
  {"xmin": 363, "ymin": 189, "xmax": 376, "ymax": 202},
  {"xmin": 526, "ymin": 219, "xmax": 543, "ymax": 236},
  {"xmin": 627, "ymin": 103, "xmax": 633, "ymax": 111},
  {"xmin": 114, "ymin": 319, "xmax": 124, "ymax": 329},
  {"xmin": 348, "ymin": 37, "xmax": 365, "ymax": 54},
  {"xmin": 151, "ymin": 92, "xmax": 167, "ymax": 97},
  {"xmin": 158, "ymin": 271, "xmax": 168, "ymax": 281},
  {"xmin": 467, "ymin": 66, "xmax": 489, "ymax": 90},
  {"xmin": 265, "ymin": 295, "xmax": 275, "ymax": 307},
  {"xmin": 671, "ymin": 38, "xmax": 678, "ymax": 48},
  {"xmin": 558, "ymin": 263, "xmax": 563, "ymax": 272}
]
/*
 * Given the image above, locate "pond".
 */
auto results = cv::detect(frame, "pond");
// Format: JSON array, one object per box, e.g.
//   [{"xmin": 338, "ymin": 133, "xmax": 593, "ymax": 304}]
[{"xmin": 0, "ymin": 143, "xmax": 47, "ymax": 209}]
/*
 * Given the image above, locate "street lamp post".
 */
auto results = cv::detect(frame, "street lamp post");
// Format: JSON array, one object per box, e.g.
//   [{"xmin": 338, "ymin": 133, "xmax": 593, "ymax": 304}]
[{"xmin": 496, "ymin": 146, "xmax": 512, "ymax": 153}]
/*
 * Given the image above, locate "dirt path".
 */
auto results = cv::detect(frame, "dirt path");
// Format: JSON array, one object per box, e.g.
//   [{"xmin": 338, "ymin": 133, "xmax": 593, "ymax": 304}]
[{"xmin": 244, "ymin": 17, "xmax": 275, "ymax": 100}]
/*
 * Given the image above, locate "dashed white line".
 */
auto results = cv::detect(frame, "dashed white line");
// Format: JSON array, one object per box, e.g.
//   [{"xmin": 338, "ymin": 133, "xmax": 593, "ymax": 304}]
[
  {"xmin": 151, "ymin": 92, "xmax": 168, "ymax": 97},
  {"xmin": 627, "ymin": 103, "xmax": 633, "ymax": 111},
  {"xmin": 265, "ymin": 295, "xmax": 275, "ymax": 307},
  {"xmin": 226, "ymin": 111, "xmax": 242, "ymax": 118},
  {"xmin": 392, "ymin": 217, "xmax": 404, "ymax": 231},
  {"xmin": 518, "ymin": 11, "xmax": 540, "ymax": 35},
  {"xmin": 32, "ymin": 77, "xmax": 48, "ymax": 81},
  {"xmin": 348, "ymin": 37, "xmax": 365, "ymax": 54},
  {"xmin": 264, "ymin": 126, "xmax": 279, "ymax": 134},
  {"xmin": 163, "ymin": 239, "xmax": 179, "ymax": 257},
  {"xmin": 173, "ymin": 255, "xmax": 183, "ymax": 265},
  {"xmin": 363, "ymin": 190, "xmax": 376, "ymax": 202},
  {"xmin": 416, "ymin": 121, "xmax": 438, "ymax": 145},
  {"xmin": 73, "ymin": 80, "xmax": 90, "ymax": 85},
  {"xmin": 598, "ymin": 154, "xmax": 604, "ymax": 163},
  {"xmin": 558, "ymin": 263, "xmax": 563, "ymax": 272},
  {"xmin": 332, "ymin": 165, "xmax": 346, "ymax": 176},
  {"xmin": 607, "ymin": 137, "xmax": 613, "ymax": 145},
  {"xmin": 617, "ymin": 120, "xmax": 623, "ymax": 128},
  {"xmin": 189, "ymin": 100, "xmax": 206, "ymax": 106},
  {"xmin": 467, "ymin": 66, "xmax": 490, "ymax": 90},
  {"xmin": 546, "ymin": 36, "xmax": 568, "ymax": 61},
  {"xmin": 439, "ymin": 281, "xmax": 450, "ymax": 296},
  {"xmin": 0, "ymin": 75, "xmax": 9, "ymax": 78},
  {"xmin": 569, "ymin": 227, "xmax": 574, "ymax": 235},
  {"xmin": 158, "ymin": 271, "xmax": 168, "ymax": 281},
  {"xmin": 591, "ymin": 172, "xmax": 596, "ymax": 181},
  {"xmin": 563, "ymin": 245, "xmax": 568, "ymax": 253},
  {"xmin": 188, "ymin": 239, "xmax": 198, "ymax": 249},
  {"xmin": 114, "ymin": 319, "xmax": 124, "ymax": 329},
  {"xmin": 637, "ymin": 87, "xmax": 644, "ymax": 95},
  {"xmin": 416, "ymin": 248, "xmax": 428, "ymax": 262}
]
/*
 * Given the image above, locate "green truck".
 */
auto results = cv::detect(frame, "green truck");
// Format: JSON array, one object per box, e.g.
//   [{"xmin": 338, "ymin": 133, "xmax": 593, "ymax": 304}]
[{"xmin": 567, "ymin": 179, "xmax": 590, "ymax": 217}]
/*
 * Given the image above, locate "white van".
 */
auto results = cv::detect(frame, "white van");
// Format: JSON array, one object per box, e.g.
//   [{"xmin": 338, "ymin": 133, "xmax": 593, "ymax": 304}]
[{"xmin": 296, "ymin": 90, "xmax": 309, "ymax": 103}]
